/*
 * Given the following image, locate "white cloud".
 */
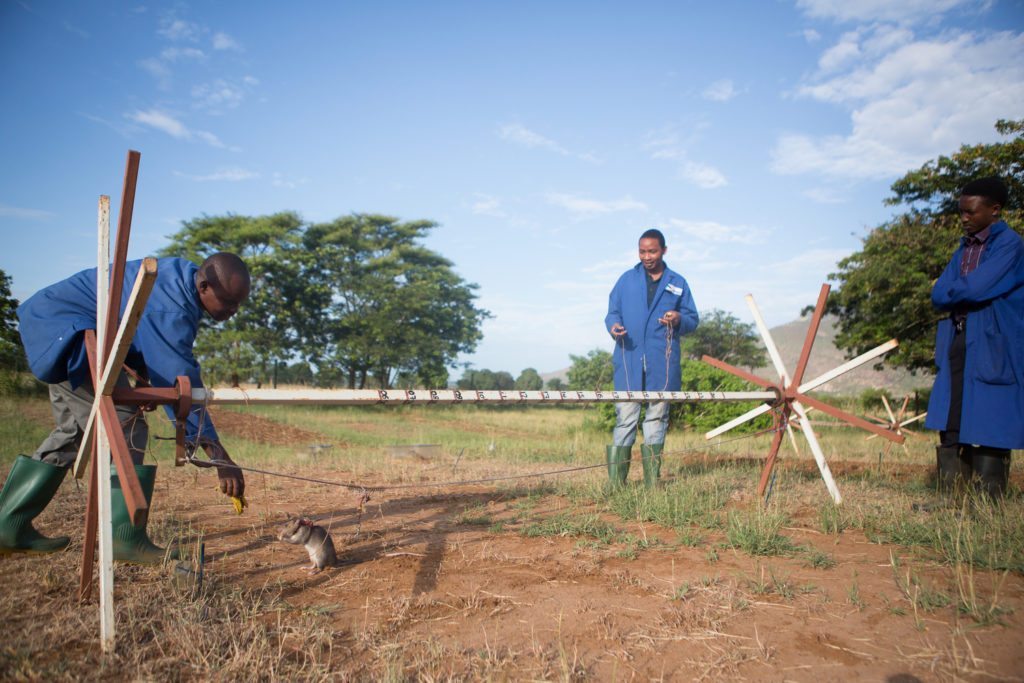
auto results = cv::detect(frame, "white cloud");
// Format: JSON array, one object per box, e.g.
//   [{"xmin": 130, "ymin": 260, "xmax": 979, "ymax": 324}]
[
  {"xmin": 643, "ymin": 124, "xmax": 723, "ymax": 187},
  {"xmin": 667, "ymin": 219, "xmax": 766, "ymax": 245},
  {"xmin": 138, "ymin": 57, "xmax": 172, "ymax": 87},
  {"xmin": 212, "ymin": 31, "xmax": 241, "ymax": 51},
  {"xmin": 499, "ymin": 123, "xmax": 568, "ymax": 154},
  {"xmin": 772, "ymin": 29, "xmax": 1024, "ymax": 179},
  {"xmin": 470, "ymin": 194, "xmax": 506, "ymax": 217},
  {"xmin": 803, "ymin": 28, "xmax": 822, "ymax": 42},
  {"xmin": 703, "ymin": 79, "xmax": 738, "ymax": 102},
  {"xmin": 0, "ymin": 203, "xmax": 54, "ymax": 220},
  {"xmin": 174, "ymin": 168, "xmax": 259, "ymax": 182},
  {"xmin": 545, "ymin": 193, "xmax": 647, "ymax": 218},
  {"xmin": 158, "ymin": 17, "xmax": 201, "ymax": 41},
  {"xmin": 160, "ymin": 46, "xmax": 205, "ymax": 62},
  {"xmin": 194, "ymin": 130, "xmax": 227, "ymax": 148},
  {"xmin": 680, "ymin": 162, "xmax": 727, "ymax": 189},
  {"xmin": 128, "ymin": 109, "xmax": 190, "ymax": 138},
  {"xmin": 497, "ymin": 124, "xmax": 601, "ymax": 164},
  {"xmin": 818, "ymin": 30, "xmax": 861, "ymax": 71},
  {"xmin": 764, "ymin": 248, "xmax": 849, "ymax": 277},
  {"xmin": 191, "ymin": 79, "xmax": 248, "ymax": 112},
  {"xmin": 126, "ymin": 109, "xmax": 227, "ymax": 148},
  {"xmin": 271, "ymin": 173, "xmax": 307, "ymax": 189},
  {"xmin": 795, "ymin": 0, "xmax": 982, "ymax": 24}
]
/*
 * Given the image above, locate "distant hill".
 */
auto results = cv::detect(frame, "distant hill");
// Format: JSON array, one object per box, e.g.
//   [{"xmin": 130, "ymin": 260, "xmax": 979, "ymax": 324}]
[
  {"xmin": 542, "ymin": 314, "xmax": 932, "ymax": 397},
  {"xmin": 749, "ymin": 314, "xmax": 931, "ymax": 396}
]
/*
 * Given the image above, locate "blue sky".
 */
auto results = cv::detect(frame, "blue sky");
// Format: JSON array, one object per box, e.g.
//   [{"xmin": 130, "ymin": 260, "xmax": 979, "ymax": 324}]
[{"xmin": 2, "ymin": 0, "xmax": 1022, "ymax": 377}]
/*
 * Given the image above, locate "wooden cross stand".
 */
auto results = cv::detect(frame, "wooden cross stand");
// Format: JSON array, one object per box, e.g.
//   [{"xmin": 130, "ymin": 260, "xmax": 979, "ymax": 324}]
[{"xmin": 700, "ymin": 285, "xmax": 906, "ymax": 504}]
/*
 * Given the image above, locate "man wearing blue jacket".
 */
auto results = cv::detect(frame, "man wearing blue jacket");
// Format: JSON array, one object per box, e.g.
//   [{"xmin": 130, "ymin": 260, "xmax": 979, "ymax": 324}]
[
  {"xmin": 926, "ymin": 177, "xmax": 1023, "ymax": 499},
  {"xmin": 0, "ymin": 253, "xmax": 249, "ymax": 561},
  {"xmin": 604, "ymin": 229, "xmax": 698, "ymax": 487}
]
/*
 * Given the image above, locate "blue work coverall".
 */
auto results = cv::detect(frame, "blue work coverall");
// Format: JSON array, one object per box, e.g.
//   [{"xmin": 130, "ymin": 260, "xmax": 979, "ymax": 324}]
[
  {"xmin": 18, "ymin": 257, "xmax": 219, "ymax": 445},
  {"xmin": 604, "ymin": 262, "xmax": 698, "ymax": 445},
  {"xmin": 925, "ymin": 221, "xmax": 1024, "ymax": 450}
]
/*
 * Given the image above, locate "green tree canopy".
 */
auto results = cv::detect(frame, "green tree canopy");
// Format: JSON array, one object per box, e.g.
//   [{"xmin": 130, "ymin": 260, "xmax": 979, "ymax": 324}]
[
  {"xmin": 514, "ymin": 367, "xmax": 543, "ymax": 391},
  {"xmin": 160, "ymin": 212, "xmax": 305, "ymax": 386},
  {"xmin": 160, "ymin": 212, "xmax": 488, "ymax": 388},
  {"xmin": 546, "ymin": 377, "xmax": 565, "ymax": 391},
  {"xmin": 567, "ymin": 349, "xmax": 613, "ymax": 390},
  {"xmin": 301, "ymin": 214, "xmax": 488, "ymax": 389},
  {"xmin": 680, "ymin": 309, "xmax": 766, "ymax": 368},
  {"xmin": 828, "ymin": 120, "xmax": 1024, "ymax": 371},
  {"xmin": 0, "ymin": 269, "xmax": 23, "ymax": 369},
  {"xmin": 457, "ymin": 368, "xmax": 514, "ymax": 390}
]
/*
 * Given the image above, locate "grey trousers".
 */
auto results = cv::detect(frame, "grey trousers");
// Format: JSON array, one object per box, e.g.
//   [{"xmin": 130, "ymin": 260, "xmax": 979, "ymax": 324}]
[{"xmin": 32, "ymin": 372, "xmax": 148, "ymax": 469}]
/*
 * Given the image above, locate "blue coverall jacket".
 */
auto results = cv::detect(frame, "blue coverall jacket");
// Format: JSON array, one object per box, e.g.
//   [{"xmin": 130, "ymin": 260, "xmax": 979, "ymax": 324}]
[
  {"xmin": 924, "ymin": 221, "xmax": 1024, "ymax": 449},
  {"xmin": 604, "ymin": 262, "xmax": 698, "ymax": 392},
  {"xmin": 17, "ymin": 257, "xmax": 219, "ymax": 443}
]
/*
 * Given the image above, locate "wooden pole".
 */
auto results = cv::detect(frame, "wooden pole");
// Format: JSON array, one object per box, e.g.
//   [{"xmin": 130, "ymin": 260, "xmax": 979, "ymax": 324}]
[{"xmin": 95, "ymin": 196, "xmax": 115, "ymax": 650}]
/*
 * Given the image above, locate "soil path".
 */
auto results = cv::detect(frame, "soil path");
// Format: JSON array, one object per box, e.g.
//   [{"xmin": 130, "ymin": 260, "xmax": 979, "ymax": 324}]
[{"xmin": 159, "ymin": 463, "xmax": 1024, "ymax": 681}]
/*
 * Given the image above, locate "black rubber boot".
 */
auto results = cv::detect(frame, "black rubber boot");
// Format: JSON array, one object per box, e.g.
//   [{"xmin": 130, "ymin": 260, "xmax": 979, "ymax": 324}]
[
  {"xmin": 972, "ymin": 447, "xmax": 1011, "ymax": 501},
  {"xmin": 0, "ymin": 455, "xmax": 71, "ymax": 554},
  {"xmin": 606, "ymin": 446, "xmax": 631, "ymax": 487},
  {"xmin": 112, "ymin": 464, "xmax": 178, "ymax": 564},
  {"xmin": 936, "ymin": 445, "xmax": 972, "ymax": 495},
  {"xmin": 641, "ymin": 443, "xmax": 663, "ymax": 488}
]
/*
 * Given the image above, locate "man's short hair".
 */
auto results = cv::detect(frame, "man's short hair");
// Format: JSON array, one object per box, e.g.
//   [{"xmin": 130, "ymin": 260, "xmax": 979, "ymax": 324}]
[
  {"xmin": 961, "ymin": 176, "xmax": 1008, "ymax": 206},
  {"xmin": 639, "ymin": 228, "xmax": 666, "ymax": 248}
]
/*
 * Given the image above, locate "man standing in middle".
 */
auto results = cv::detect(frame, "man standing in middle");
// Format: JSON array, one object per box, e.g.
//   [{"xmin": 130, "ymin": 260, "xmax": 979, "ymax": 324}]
[{"xmin": 605, "ymin": 229, "xmax": 699, "ymax": 487}]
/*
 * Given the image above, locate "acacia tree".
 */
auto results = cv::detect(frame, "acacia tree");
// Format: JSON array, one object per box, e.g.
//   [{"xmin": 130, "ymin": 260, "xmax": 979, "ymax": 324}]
[
  {"xmin": 160, "ymin": 211, "xmax": 307, "ymax": 386},
  {"xmin": 828, "ymin": 119, "xmax": 1023, "ymax": 371},
  {"xmin": 301, "ymin": 214, "xmax": 489, "ymax": 389}
]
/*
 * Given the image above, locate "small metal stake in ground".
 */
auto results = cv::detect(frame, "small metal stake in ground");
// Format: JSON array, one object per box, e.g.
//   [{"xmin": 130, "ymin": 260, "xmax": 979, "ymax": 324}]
[{"xmin": 701, "ymin": 284, "xmax": 906, "ymax": 505}]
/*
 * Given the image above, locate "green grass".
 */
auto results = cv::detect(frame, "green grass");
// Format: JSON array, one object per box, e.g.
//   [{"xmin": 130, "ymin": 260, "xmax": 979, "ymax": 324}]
[
  {"xmin": 1, "ymin": 396, "xmax": 53, "ymax": 463},
  {"xmin": 725, "ymin": 504, "xmax": 795, "ymax": 557},
  {"xmin": 520, "ymin": 512, "xmax": 623, "ymax": 545}
]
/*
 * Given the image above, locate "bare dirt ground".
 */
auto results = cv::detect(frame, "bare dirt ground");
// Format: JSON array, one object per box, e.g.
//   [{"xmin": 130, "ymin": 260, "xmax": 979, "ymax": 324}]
[
  {"xmin": 170, "ymin": 475, "xmax": 1024, "ymax": 681},
  {"xmin": 3, "ymin": 406, "xmax": 1023, "ymax": 681}
]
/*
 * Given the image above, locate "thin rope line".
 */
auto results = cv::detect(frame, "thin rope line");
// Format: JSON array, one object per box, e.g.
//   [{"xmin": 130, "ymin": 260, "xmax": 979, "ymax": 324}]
[{"xmin": 181, "ymin": 407, "xmax": 788, "ymax": 494}]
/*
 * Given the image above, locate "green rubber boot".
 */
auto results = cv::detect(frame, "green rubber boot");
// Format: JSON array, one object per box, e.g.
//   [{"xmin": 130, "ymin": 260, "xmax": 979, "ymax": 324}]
[
  {"xmin": 112, "ymin": 464, "xmax": 178, "ymax": 564},
  {"xmin": 0, "ymin": 455, "xmax": 71, "ymax": 554},
  {"xmin": 606, "ymin": 445, "xmax": 631, "ymax": 487},
  {"xmin": 641, "ymin": 443, "xmax": 663, "ymax": 488}
]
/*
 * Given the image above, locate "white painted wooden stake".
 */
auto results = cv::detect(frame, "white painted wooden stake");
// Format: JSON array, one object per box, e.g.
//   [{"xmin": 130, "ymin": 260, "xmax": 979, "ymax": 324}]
[
  {"xmin": 791, "ymin": 399, "xmax": 842, "ymax": 504},
  {"xmin": 95, "ymin": 196, "xmax": 115, "ymax": 652}
]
